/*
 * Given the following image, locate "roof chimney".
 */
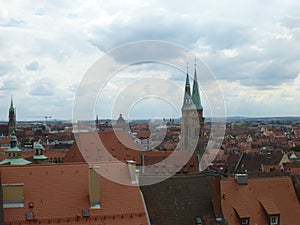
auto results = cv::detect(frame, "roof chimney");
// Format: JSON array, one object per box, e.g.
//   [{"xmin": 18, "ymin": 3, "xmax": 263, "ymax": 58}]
[
  {"xmin": 89, "ymin": 166, "xmax": 100, "ymax": 208},
  {"xmin": 127, "ymin": 160, "xmax": 138, "ymax": 184},
  {"xmin": 235, "ymin": 174, "xmax": 248, "ymax": 185}
]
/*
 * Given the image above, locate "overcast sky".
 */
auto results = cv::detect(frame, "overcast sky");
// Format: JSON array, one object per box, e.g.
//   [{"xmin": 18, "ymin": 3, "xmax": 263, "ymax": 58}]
[{"xmin": 1, "ymin": 0, "xmax": 300, "ymax": 121}]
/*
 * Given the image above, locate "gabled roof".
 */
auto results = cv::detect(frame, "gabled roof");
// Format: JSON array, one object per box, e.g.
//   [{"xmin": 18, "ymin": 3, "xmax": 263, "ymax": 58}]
[
  {"xmin": 1, "ymin": 163, "xmax": 148, "ymax": 225},
  {"xmin": 237, "ymin": 151, "xmax": 284, "ymax": 173},
  {"xmin": 224, "ymin": 153, "xmax": 241, "ymax": 170},
  {"xmin": 220, "ymin": 176, "xmax": 300, "ymax": 225},
  {"xmin": 258, "ymin": 199, "xmax": 280, "ymax": 215},
  {"xmin": 233, "ymin": 204, "xmax": 250, "ymax": 219},
  {"xmin": 142, "ymin": 151, "xmax": 200, "ymax": 174},
  {"xmin": 64, "ymin": 132, "xmax": 141, "ymax": 165}
]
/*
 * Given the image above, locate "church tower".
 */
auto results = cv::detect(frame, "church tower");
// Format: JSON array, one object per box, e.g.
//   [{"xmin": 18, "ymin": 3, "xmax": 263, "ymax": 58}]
[
  {"xmin": 8, "ymin": 96, "xmax": 16, "ymax": 135},
  {"xmin": 181, "ymin": 62, "xmax": 205, "ymax": 159},
  {"xmin": 95, "ymin": 114, "xmax": 99, "ymax": 131}
]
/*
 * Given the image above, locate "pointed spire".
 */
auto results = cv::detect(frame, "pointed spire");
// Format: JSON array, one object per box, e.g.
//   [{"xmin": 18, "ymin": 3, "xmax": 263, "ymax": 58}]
[
  {"xmin": 182, "ymin": 63, "xmax": 194, "ymax": 110},
  {"xmin": 192, "ymin": 59, "xmax": 203, "ymax": 110},
  {"xmin": 9, "ymin": 96, "xmax": 14, "ymax": 112},
  {"xmin": 185, "ymin": 63, "xmax": 191, "ymax": 96}
]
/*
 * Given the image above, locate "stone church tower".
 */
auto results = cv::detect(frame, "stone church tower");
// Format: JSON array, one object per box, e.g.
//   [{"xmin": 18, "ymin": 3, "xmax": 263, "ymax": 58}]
[
  {"xmin": 8, "ymin": 96, "xmax": 16, "ymax": 135},
  {"xmin": 181, "ymin": 63, "xmax": 205, "ymax": 159}
]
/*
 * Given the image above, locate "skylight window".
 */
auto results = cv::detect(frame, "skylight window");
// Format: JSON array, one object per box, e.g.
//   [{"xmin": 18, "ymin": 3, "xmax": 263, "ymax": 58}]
[
  {"xmin": 26, "ymin": 212, "xmax": 34, "ymax": 221},
  {"xmin": 82, "ymin": 209, "xmax": 90, "ymax": 217}
]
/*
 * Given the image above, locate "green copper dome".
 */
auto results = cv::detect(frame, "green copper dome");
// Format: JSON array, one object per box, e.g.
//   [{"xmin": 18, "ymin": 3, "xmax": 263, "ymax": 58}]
[{"xmin": 34, "ymin": 142, "xmax": 45, "ymax": 150}]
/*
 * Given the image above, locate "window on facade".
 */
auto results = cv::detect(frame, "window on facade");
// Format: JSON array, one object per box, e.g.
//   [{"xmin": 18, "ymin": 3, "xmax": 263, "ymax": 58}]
[
  {"xmin": 270, "ymin": 216, "xmax": 278, "ymax": 225},
  {"xmin": 2, "ymin": 183, "xmax": 24, "ymax": 208}
]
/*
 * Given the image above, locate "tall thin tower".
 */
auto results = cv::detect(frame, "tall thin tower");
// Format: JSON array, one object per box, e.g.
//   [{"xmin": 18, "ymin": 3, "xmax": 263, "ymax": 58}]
[
  {"xmin": 8, "ymin": 96, "xmax": 16, "ymax": 135},
  {"xmin": 181, "ymin": 61, "xmax": 205, "ymax": 159}
]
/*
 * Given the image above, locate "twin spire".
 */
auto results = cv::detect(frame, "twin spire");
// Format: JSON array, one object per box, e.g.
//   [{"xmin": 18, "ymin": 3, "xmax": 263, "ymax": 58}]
[{"xmin": 182, "ymin": 61, "xmax": 203, "ymax": 111}]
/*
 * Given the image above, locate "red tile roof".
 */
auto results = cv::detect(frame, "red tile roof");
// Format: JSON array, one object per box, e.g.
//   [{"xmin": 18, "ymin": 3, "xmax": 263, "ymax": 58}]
[
  {"xmin": 137, "ymin": 130, "xmax": 151, "ymax": 139},
  {"xmin": 232, "ymin": 204, "xmax": 250, "ymax": 219},
  {"xmin": 258, "ymin": 199, "xmax": 280, "ymax": 215},
  {"xmin": 0, "ymin": 163, "xmax": 148, "ymax": 225},
  {"xmin": 220, "ymin": 176, "xmax": 300, "ymax": 225},
  {"xmin": 64, "ymin": 132, "xmax": 141, "ymax": 165},
  {"xmin": 142, "ymin": 151, "xmax": 200, "ymax": 174}
]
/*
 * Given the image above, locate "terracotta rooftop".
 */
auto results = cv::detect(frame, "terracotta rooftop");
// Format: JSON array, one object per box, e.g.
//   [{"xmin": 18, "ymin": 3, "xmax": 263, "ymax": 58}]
[
  {"xmin": 137, "ymin": 130, "xmax": 151, "ymax": 139},
  {"xmin": 232, "ymin": 204, "xmax": 250, "ymax": 219},
  {"xmin": 142, "ymin": 151, "xmax": 200, "ymax": 174},
  {"xmin": 220, "ymin": 176, "xmax": 300, "ymax": 225},
  {"xmin": 258, "ymin": 199, "xmax": 280, "ymax": 215},
  {"xmin": 0, "ymin": 163, "xmax": 148, "ymax": 225},
  {"xmin": 64, "ymin": 132, "xmax": 141, "ymax": 165}
]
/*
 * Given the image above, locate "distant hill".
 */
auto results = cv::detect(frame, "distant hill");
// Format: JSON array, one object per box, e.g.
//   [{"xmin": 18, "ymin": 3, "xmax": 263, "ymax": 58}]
[{"xmin": 2, "ymin": 116, "xmax": 300, "ymax": 124}]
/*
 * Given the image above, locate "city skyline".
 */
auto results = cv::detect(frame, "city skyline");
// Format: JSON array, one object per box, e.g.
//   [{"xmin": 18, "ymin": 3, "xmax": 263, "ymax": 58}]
[{"xmin": 1, "ymin": 1, "xmax": 300, "ymax": 120}]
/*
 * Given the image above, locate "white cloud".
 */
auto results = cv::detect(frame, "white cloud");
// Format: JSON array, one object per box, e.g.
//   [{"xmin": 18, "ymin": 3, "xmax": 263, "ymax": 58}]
[{"xmin": 0, "ymin": 0, "xmax": 300, "ymax": 120}]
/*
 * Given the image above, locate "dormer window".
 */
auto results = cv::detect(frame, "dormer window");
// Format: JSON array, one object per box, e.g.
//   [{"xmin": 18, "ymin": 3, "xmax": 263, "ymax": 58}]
[
  {"xmin": 241, "ymin": 218, "xmax": 249, "ymax": 225},
  {"xmin": 233, "ymin": 205, "xmax": 250, "ymax": 225},
  {"xmin": 270, "ymin": 216, "xmax": 279, "ymax": 225},
  {"xmin": 259, "ymin": 199, "xmax": 280, "ymax": 225}
]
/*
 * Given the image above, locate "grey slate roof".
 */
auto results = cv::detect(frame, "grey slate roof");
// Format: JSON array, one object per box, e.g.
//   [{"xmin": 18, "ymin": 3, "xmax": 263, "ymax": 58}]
[{"xmin": 140, "ymin": 173, "xmax": 214, "ymax": 225}]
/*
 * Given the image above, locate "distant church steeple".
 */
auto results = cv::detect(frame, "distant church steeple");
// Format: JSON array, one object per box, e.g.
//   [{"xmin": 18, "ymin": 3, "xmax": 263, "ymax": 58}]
[
  {"xmin": 191, "ymin": 60, "xmax": 203, "ymax": 110},
  {"xmin": 182, "ymin": 63, "xmax": 193, "ymax": 111},
  {"xmin": 95, "ymin": 114, "xmax": 99, "ymax": 131},
  {"xmin": 8, "ymin": 96, "xmax": 16, "ymax": 135},
  {"xmin": 181, "ymin": 61, "xmax": 205, "ymax": 165}
]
